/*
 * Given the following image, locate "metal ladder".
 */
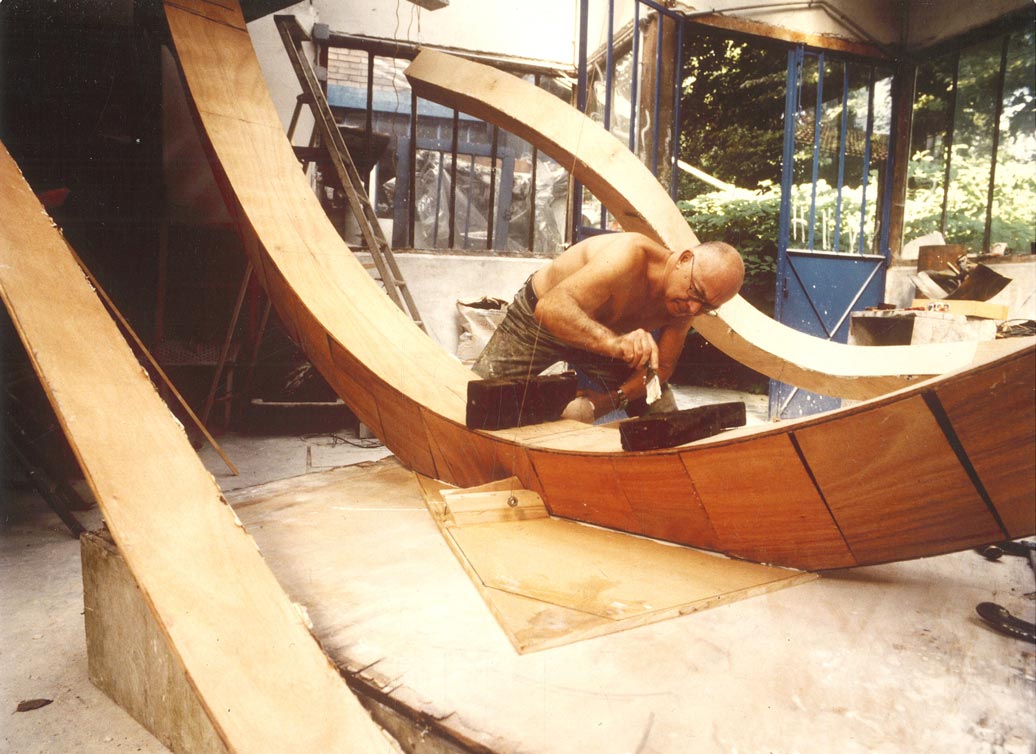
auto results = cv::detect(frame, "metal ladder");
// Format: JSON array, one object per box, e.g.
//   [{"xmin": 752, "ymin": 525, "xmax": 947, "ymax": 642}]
[{"xmin": 274, "ymin": 15, "xmax": 426, "ymax": 332}]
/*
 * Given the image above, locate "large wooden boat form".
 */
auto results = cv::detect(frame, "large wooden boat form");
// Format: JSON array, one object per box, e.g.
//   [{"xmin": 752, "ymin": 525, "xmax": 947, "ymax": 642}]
[{"xmin": 163, "ymin": 0, "xmax": 1034, "ymax": 571}]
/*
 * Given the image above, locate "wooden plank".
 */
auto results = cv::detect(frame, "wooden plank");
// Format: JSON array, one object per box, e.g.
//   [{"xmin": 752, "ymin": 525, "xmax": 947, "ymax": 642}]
[
  {"xmin": 366, "ymin": 383, "xmax": 438, "ymax": 478},
  {"xmin": 465, "ymin": 373, "xmax": 577, "ymax": 430},
  {"xmin": 419, "ymin": 476, "xmax": 813, "ymax": 653},
  {"xmin": 529, "ymin": 453, "xmax": 638, "ymax": 532},
  {"xmin": 680, "ymin": 434, "xmax": 856, "ymax": 570},
  {"xmin": 522, "ymin": 424, "xmax": 624, "ymax": 452},
  {"xmin": 404, "ymin": 50, "xmax": 986, "ymax": 401},
  {"xmin": 441, "ymin": 488, "xmax": 550, "ymax": 526},
  {"xmin": 484, "ymin": 419, "xmax": 595, "ymax": 442},
  {"xmin": 326, "ymin": 337, "xmax": 385, "ymax": 440},
  {"xmin": 612, "ymin": 454, "xmax": 719, "ymax": 550},
  {"xmin": 166, "ymin": 0, "xmax": 246, "ymax": 29},
  {"xmin": 420, "ymin": 408, "xmax": 512, "ymax": 487},
  {"xmin": 688, "ymin": 14, "xmax": 890, "ymax": 59},
  {"xmin": 911, "ymin": 299, "xmax": 1010, "ymax": 319},
  {"xmin": 70, "ymin": 247, "xmax": 237, "ymax": 475},
  {"xmin": 793, "ymin": 396, "xmax": 1004, "ymax": 564},
  {"xmin": 618, "ymin": 401, "xmax": 746, "ymax": 451},
  {"xmin": 0, "ymin": 140, "xmax": 395, "ymax": 753},
  {"xmin": 405, "ymin": 50, "xmax": 695, "ymax": 247},
  {"xmin": 933, "ymin": 355, "xmax": 1036, "ymax": 537}
]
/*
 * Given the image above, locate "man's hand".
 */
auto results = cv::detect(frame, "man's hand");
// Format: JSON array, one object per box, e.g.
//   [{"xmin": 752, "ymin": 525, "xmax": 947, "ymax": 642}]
[{"xmin": 612, "ymin": 329, "xmax": 659, "ymax": 371}]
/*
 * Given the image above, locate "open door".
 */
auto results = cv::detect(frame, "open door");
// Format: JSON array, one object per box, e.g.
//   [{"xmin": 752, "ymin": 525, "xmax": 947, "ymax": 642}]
[{"xmin": 770, "ymin": 48, "xmax": 896, "ymax": 419}]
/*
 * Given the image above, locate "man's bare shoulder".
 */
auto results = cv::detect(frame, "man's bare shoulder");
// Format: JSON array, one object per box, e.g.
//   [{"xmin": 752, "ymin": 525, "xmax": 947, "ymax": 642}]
[
  {"xmin": 582, "ymin": 232, "xmax": 669, "ymax": 269},
  {"xmin": 536, "ymin": 232, "xmax": 670, "ymax": 295}
]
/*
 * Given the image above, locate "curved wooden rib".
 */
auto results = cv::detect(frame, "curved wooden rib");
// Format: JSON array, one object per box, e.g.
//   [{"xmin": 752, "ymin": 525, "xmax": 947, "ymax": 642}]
[
  {"xmin": 0, "ymin": 143, "xmax": 395, "ymax": 753},
  {"xmin": 403, "ymin": 50, "xmax": 986, "ymax": 401},
  {"xmin": 165, "ymin": 0, "xmax": 1034, "ymax": 570}
]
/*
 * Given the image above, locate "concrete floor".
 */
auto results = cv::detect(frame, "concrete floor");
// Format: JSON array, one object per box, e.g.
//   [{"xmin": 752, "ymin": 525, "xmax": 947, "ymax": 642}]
[
  {"xmin": 1, "ymin": 388, "xmax": 1033, "ymax": 754},
  {"xmin": 0, "ymin": 426, "xmax": 393, "ymax": 754}
]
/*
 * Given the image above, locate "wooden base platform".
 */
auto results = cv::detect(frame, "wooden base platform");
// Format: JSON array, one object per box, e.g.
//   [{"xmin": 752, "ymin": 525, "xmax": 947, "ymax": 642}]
[
  {"xmin": 417, "ymin": 475, "xmax": 812, "ymax": 653},
  {"xmin": 84, "ymin": 458, "xmax": 1035, "ymax": 754}
]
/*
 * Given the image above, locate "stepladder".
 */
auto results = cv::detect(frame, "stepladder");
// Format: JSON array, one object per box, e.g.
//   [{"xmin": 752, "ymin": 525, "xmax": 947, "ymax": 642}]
[{"xmin": 275, "ymin": 14, "xmax": 426, "ymax": 333}]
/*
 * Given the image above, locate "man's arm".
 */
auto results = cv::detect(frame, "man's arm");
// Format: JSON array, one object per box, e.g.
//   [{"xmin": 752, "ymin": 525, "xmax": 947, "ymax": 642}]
[
  {"xmin": 533, "ymin": 246, "xmax": 658, "ymax": 370},
  {"xmin": 582, "ymin": 317, "xmax": 694, "ymax": 417}
]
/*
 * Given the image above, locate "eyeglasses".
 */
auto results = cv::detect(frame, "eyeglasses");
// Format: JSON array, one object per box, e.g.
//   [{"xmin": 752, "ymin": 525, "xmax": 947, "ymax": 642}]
[{"xmin": 686, "ymin": 254, "xmax": 719, "ymax": 314}]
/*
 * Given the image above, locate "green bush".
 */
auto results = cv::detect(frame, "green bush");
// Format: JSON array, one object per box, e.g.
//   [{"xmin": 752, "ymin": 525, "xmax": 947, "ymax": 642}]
[{"xmin": 906, "ymin": 143, "xmax": 1036, "ymax": 253}]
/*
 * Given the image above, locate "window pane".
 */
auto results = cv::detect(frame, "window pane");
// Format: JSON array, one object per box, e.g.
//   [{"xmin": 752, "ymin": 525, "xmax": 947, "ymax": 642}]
[
  {"xmin": 992, "ymin": 27, "xmax": 1036, "ymax": 255},
  {"xmin": 906, "ymin": 54, "xmax": 955, "ymax": 240},
  {"xmin": 677, "ymin": 33, "xmax": 786, "ymax": 315},
  {"xmin": 945, "ymin": 36, "xmax": 1002, "ymax": 248}
]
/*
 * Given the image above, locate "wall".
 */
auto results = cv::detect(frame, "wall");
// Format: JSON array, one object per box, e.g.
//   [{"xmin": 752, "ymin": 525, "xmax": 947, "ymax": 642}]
[
  {"xmin": 389, "ymin": 253, "xmax": 544, "ymax": 354},
  {"xmin": 905, "ymin": 0, "xmax": 1030, "ymax": 49},
  {"xmin": 316, "ymin": 0, "xmax": 579, "ymax": 63}
]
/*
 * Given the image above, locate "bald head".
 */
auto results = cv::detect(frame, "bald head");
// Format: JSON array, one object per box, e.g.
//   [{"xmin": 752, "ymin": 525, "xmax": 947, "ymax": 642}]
[{"xmin": 689, "ymin": 241, "xmax": 744, "ymax": 308}]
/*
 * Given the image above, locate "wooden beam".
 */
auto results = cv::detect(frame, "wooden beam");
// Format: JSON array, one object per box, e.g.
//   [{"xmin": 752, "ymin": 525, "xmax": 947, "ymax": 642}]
[
  {"xmin": 465, "ymin": 373, "xmax": 578, "ymax": 430},
  {"xmin": 618, "ymin": 402, "xmax": 746, "ymax": 451},
  {"xmin": 886, "ymin": 60, "xmax": 915, "ymax": 259},
  {"xmin": 0, "ymin": 10, "xmax": 396, "ymax": 754},
  {"xmin": 687, "ymin": 14, "xmax": 892, "ymax": 60}
]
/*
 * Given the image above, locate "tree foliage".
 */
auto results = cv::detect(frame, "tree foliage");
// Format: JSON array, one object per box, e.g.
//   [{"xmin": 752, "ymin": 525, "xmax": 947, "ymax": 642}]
[{"xmin": 678, "ymin": 36, "xmax": 787, "ymax": 192}]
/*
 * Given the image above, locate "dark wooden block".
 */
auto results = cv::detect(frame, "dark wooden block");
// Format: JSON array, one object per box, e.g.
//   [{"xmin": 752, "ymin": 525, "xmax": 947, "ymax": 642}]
[
  {"xmin": 466, "ymin": 373, "xmax": 578, "ymax": 430},
  {"xmin": 619, "ymin": 402, "xmax": 746, "ymax": 451}
]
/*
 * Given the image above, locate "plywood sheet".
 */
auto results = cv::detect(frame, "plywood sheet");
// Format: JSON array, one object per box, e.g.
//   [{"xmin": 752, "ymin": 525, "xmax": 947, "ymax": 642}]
[
  {"xmin": 793, "ymin": 396, "xmax": 1004, "ymax": 564},
  {"xmin": 529, "ymin": 453, "xmax": 638, "ymax": 532},
  {"xmin": 612, "ymin": 454, "xmax": 719, "ymax": 549},
  {"xmin": 680, "ymin": 434, "xmax": 856, "ymax": 570},
  {"xmin": 933, "ymin": 356, "xmax": 1036, "ymax": 537},
  {"xmin": 0, "ymin": 138, "xmax": 395, "ymax": 753},
  {"xmin": 419, "ymin": 478, "xmax": 814, "ymax": 653},
  {"xmin": 452, "ymin": 518, "xmax": 806, "ymax": 620}
]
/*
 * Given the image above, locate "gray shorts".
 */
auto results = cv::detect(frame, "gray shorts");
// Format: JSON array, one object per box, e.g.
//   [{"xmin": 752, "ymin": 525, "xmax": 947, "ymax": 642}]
[{"xmin": 471, "ymin": 277, "xmax": 676, "ymax": 416}]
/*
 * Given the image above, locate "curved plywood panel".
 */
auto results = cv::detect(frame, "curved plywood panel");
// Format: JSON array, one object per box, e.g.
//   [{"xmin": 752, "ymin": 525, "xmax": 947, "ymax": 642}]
[
  {"xmin": 0, "ymin": 143, "xmax": 395, "ymax": 752},
  {"xmin": 164, "ymin": 0, "xmax": 1034, "ymax": 570},
  {"xmin": 403, "ymin": 50, "xmax": 985, "ymax": 401}
]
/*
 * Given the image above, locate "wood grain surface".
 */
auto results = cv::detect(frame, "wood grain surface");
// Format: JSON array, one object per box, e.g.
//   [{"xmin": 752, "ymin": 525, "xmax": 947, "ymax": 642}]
[{"xmin": 0, "ymin": 137, "xmax": 396, "ymax": 753}]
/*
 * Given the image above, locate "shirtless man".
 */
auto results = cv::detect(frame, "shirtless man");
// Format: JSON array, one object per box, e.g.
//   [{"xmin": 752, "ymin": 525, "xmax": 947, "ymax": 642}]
[{"xmin": 472, "ymin": 232, "xmax": 744, "ymax": 421}]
